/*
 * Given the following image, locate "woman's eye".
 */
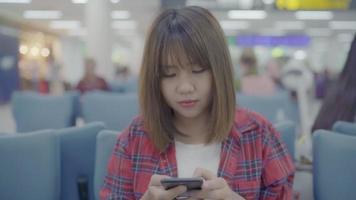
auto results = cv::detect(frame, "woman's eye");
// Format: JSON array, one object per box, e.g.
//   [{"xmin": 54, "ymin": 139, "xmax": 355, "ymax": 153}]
[
  {"xmin": 161, "ymin": 66, "xmax": 177, "ymax": 78},
  {"xmin": 162, "ymin": 73, "xmax": 176, "ymax": 78},
  {"xmin": 192, "ymin": 66, "xmax": 206, "ymax": 73}
]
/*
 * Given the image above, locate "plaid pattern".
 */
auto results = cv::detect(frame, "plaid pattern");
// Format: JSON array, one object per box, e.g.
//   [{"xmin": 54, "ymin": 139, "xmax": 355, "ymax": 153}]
[{"xmin": 100, "ymin": 108, "xmax": 295, "ymax": 200}]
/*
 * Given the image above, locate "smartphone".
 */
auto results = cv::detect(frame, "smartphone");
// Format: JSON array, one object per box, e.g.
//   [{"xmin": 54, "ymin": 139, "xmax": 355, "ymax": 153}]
[{"xmin": 161, "ymin": 177, "xmax": 204, "ymax": 190}]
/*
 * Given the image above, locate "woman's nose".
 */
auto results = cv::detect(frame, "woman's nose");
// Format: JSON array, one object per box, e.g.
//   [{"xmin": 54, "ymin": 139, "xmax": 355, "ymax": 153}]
[{"xmin": 176, "ymin": 73, "xmax": 195, "ymax": 94}]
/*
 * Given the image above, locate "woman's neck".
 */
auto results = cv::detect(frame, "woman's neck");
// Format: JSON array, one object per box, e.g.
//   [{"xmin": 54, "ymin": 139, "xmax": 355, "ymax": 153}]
[{"xmin": 174, "ymin": 112, "xmax": 210, "ymax": 144}]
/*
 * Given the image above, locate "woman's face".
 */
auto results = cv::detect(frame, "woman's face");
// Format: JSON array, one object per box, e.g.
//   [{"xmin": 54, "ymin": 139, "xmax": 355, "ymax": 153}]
[{"xmin": 160, "ymin": 57, "xmax": 213, "ymax": 122}]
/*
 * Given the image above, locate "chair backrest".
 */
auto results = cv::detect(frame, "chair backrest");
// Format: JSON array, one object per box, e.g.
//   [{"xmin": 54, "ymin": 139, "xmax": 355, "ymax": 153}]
[
  {"xmin": 0, "ymin": 130, "xmax": 60, "ymax": 200},
  {"xmin": 109, "ymin": 77, "xmax": 138, "ymax": 94},
  {"xmin": 237, "ymin": 91, "xmax": 299, "ymax": 123},
  {"xmin": 56, "ymin": 122, "xmax": 106, "ymax": 200},
  {"xmin": 332, "ymin": 121, "xmax": 356, "ymax": 136},
  {"xmin": 81, "ymin": 92, "xmax": 139, "ymax": 131},
  {"xmin": 94, "ymin": 130, "xmax": 120, "ymax": 200},
  {"xmin": 11, "ymin": 91, "xmax": 78, "ymax": 132},
  {"xmin": 313, "ymin": 130, "xmax": 356, "ymax": 200},
  {"xmin": 274, "ymin": 120, "xmax": 296, "ymax": 160}
]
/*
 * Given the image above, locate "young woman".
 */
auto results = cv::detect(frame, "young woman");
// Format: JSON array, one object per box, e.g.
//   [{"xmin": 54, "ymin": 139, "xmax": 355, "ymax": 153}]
[{"xmin": 100, "ymin": 6, "xmax": 294, "ymax": 200}]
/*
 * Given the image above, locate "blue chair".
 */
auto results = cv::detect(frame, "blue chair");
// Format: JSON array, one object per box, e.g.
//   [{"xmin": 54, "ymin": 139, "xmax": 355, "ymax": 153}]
[
  {"xmin": 109, "ymin": 77, "xmax": 138, "ymax": 94},
  {"xmin": 0, "ymin": 130, "xmax": 60, "ymax": 200},
  {"xmin": 56, "ymin": 122, "xmax": 106, "ymax": 200},
  {"xmin": 237, "ymin": 91, "xmax": 299, "ymax": 124},
  {"xmin": 11, "ymin": 91, "xmax": 78, "ymax": 132},
  {"xmin": 332, "ymin": 121, "xmax": 356, "ymax": 136},
  {"xmin": 68, "ymin": 90, "xmax": 81, "ymax": 119},
  {"xmin": 120, "ymin": 77, "xmax": 138, "ymax": 93},
  {"xmin": 274, "ymin": 120, "xmax": 296, "ymax": 160},
  {"xmin": 94, "ymin": 130, "xmax": 120, "ymax": 200},
  {"xmin": 81, "ymin": 92, "xmax": 139, "ymax": 131},
  {"xmin": 313, "ymin": 130, "xmax": 356, "ymax": 200}
]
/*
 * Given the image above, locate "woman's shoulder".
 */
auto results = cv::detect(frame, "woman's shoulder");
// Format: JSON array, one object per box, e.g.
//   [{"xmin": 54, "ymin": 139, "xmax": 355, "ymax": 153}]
[
  {"xmin": 116, "ymin": 115, "xmax": 157, "ymax": 152},
  {"xmin": 118, "ymin": 115, "xmax": 146, "ymax": 139},
  {"xmin": 233, "ymin": 107, "xmax": 274, "ymax": 135}
]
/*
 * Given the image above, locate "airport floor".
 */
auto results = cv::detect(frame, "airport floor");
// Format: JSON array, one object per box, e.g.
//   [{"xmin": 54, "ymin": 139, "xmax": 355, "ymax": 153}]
[{"xmin": 0, "ymin": 103, "xmax": 314, "ymax": 199}]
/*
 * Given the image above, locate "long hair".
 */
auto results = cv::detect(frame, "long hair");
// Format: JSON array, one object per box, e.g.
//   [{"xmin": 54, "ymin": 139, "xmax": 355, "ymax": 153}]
[
  {"xmin": 312, "ymin": 35, "xmax": 356, "ymax": 132},
  {"xmin": 139, "ymin": 6, "xmax": 236, "ymax": 150}
]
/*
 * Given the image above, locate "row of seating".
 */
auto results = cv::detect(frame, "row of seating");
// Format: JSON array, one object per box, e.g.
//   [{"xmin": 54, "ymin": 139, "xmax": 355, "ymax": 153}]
[
  {"xmin": 11, "ymin": 90, "xmax": 298, "ymax": 132},
  {"xmin": 11, "ymin": 91, "xmax": 298, "ymax": 159},
  {"xmin": 11, "ymin": 91, "xmax": 139, "ymax": 132},
  {"xmin": 0, "ymin": 122, "xmax": 117, "ymax": 200},
  {"xmin": 0, "ymin": 120, "xmax": 299, "ymax": 200},
  {"xmin": 237, "ymin": 91, "xmax": 300, "ymax": 123}
]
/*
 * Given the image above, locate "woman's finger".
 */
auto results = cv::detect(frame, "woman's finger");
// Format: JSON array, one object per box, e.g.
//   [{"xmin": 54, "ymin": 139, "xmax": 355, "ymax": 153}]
[
  {"xmin": 149, "ymin": 174, "xmax": 171, "ymax": 186},
  {"xmin": 192, "ymin": 167, "xmax": 216, "ymax": 180},
  {"xmin": 202, "ymin": 177, "xmax": 226, "ymax": 190},
  {"xmin": 165, "ymin": 185, "xmax": 188, "ymax": 200}
]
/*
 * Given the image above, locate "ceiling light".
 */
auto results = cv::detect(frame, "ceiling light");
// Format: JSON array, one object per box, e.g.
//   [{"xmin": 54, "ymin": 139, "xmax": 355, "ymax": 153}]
[
  {"xmin": 219, "ymin": 20, "xmax": 250, "ymax": 30},
  {"xmin": 111, "ymin": 11, "xmax": 130, "ymax": 19},
  {"xmin": 295, "ymin": 11, "xmax": 333, "ymax": 20},
  {"xmin": 111, "ymin": 0, "xmax": 120, "ymax": 3},
  {"xmin": 30, "ymin": 47, "xmax": 39, "ymax": 56},
  {"xmin": 72, "ymin": 0, "xmax": 87, "ymax": 4},
  {"xmin": 0, "ymin": 0, "xmax": 31, "ymax": 3},
  {"xmin": 228, "ymin": 10, "xmax": 267, "ymax": 19},
  {"xmin": 50, "ymin": 20, "xmax": 81, "ymax": 29},
  {"xmin": 19, "ymin": 45, "xmax": 28, "ymax": 54},
  {"xmin": 23, "ymin": 10, "xmax": 62, "ymax": 19},
  {"xmin": 40, "ymin": 48, "xmax": 50, "ymax": 57}
]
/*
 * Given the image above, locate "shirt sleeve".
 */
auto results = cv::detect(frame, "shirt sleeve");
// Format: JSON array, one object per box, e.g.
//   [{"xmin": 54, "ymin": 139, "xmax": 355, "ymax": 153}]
[
  {"xmin": 259, "ymin": 124, "xmax": 295, "ymax": 200},
  {"xmin": 100, "ymin": 130, "xmax": 135, "ymax": 200}
]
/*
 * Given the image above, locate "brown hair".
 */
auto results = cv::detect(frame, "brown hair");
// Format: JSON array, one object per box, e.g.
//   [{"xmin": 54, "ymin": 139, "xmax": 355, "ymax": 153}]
[{"xmin": 139, "ymin": 6, "xmax": 235, "ymax": 151}]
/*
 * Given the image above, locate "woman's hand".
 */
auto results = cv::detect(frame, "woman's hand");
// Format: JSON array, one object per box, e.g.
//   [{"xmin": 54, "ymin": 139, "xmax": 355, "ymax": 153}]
[
  {"xmin": 189, "ymin": 168, "xmax": 245, "ymax": 200},
  {"xmin": 140, "ymin": 174, "xmax": 187, "ymax": 200}
]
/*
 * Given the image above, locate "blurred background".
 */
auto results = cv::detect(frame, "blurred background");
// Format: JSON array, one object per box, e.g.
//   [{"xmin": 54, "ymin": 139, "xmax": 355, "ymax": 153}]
[{"xmin": 1, "ymin": 1, "xmax": 356, "ymax": 200}]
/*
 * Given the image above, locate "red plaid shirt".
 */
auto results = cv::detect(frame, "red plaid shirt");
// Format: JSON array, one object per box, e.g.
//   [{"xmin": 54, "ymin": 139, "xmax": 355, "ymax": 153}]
[{"xmin": 100, "ymin": 108, "xmax": 295, "ymax": 200}]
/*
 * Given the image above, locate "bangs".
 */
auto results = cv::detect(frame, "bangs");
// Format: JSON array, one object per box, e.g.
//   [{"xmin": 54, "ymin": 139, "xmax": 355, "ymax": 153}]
[{"xmin": 158, "ymin": 25, "xmax": 210, "ymax": 74}]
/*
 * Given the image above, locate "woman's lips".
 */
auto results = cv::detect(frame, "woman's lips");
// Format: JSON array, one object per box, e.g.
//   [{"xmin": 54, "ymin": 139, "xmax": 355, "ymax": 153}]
[{"xmin": 178, "ymin": 100, "xmax": 198, "ymax": 108}]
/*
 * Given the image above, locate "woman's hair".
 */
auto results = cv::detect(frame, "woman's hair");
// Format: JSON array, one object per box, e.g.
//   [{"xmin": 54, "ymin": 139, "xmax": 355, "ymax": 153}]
[
  {"xmin": 312, "ymin": 34, "xmax": 356, "ymax": 132},
  {"xmin": 139, "ymin": 6, "xmax": 236, "ymax": 150}
]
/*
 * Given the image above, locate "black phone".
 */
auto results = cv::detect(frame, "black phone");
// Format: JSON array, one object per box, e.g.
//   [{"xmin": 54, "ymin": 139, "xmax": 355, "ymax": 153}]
[{"xmin": 161, "ymin": 177, "xmax": 204, "ymax": 190}]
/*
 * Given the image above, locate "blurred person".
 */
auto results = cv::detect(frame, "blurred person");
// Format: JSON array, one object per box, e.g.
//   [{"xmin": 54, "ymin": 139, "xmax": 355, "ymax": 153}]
[
  {"xmin": 312, "ymin": 35, "xmax": 356, "ymax": 132},
  {"xmin": 114, "ymin": 66, "xmax": 131, "ymax": 82},
  {"xmin": 239, "ymin": 49, "xmax": 277, "ymax": 95},
  {"xmin": 266, "ymin": 58, "xmax": 283, "ymax": 89},
  {"xmin": 100, "ymin": 6, "xmax": 294, "ymax": 200},
  {"xmin": 109, "ymin": 65, "xmax": 138, "ymax": 93},
  {"xmin": 76, "ymin": 58, "xmax": 109, "ymax": 94},
  {"xmin": 313, "ymin": 68, "xmax": 332, "ymax": 100}
]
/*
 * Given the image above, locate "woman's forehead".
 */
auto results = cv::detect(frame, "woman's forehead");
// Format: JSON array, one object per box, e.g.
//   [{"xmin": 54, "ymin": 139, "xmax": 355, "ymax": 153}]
[{"xmin": 160, "ymin": 44, "xmax": 198, "ymax": 69}]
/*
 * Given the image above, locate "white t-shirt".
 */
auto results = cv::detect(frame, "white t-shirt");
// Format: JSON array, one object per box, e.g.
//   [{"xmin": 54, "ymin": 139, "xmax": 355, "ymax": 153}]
[{"xmin": 175, "ymin": 140, "xmax": 221, "ymax": 178}]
